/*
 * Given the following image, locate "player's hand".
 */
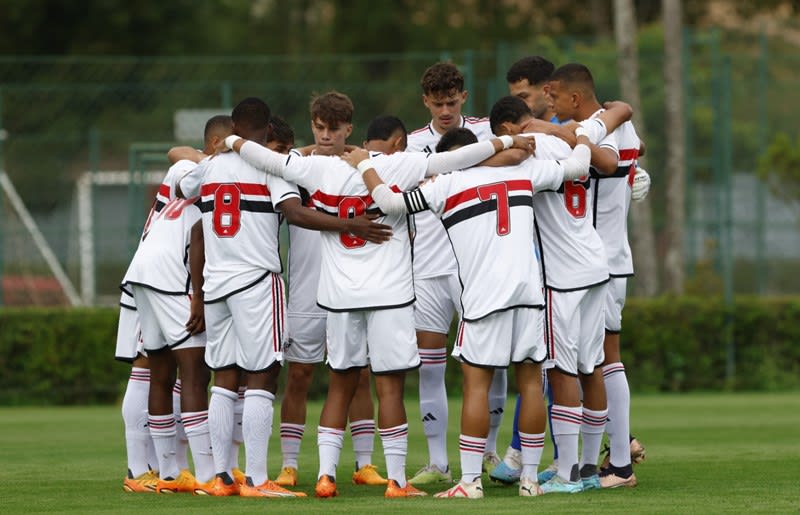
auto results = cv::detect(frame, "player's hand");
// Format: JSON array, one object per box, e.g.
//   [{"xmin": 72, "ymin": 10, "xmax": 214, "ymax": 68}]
[
  {"xmin": 345, "ymin": 213, "xmax": 393, "ymax": 244},
  {"xmin": 631, "ymin": 166, "xmax": 651, "ymax": 201},
  {"xmin": 342, "ymin": 148, "xmax": 371, "ymax": 168},
  {"xmin": 185, "ymin": 295, "xmax": 205, "ymax": 335},
  {"xmin": 550, "ymin": 124, "xmax": 578, "ymax": 148},
  {"xmin": 510, "ymin": 135, "xmax": 536, "ymax": 154},
  {"xmin": 213, "ymin": 138, "xmax": 230, "ymax": 155},
  {"xmin": 603, "ymin": 100, "xmax": 633, "ymax": 119}
]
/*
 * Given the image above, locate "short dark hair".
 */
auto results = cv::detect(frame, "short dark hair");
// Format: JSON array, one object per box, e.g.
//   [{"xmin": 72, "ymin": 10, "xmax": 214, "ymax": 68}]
[
  {"xmin": 549, "ymin": 63, "xmax": 595, "ymax": 92},
  {"xmin": 231, "ymin": 97, "xmax": 271, "ymax": 132},
  {"xmin": 435, "ymin": 127, "xmax": 478, "ymax": 153},
  {"xmin": 204, "ymin": 114, "xmax": 232, "ymax": 143},
  {"xmin": 489, "ymin": 96, "xmax": 532, "ymax": 135},
  {"xmin": 365, "ymin": 115, "xmax": 407, "ymax": 141},
  {"xmin": 421, "ymin": 62, "xmax": 464, "ymax": 95},
  {"xmin": 268, "ymin": 115, "xmax": 294, "ymax": 145},
  {"xmin": 309, "ymin": 91, "xmax": 354, "ymax": 125},
  {"xmin": 506, "ymin": 56, "xmax": 555, "ymax": 86}
]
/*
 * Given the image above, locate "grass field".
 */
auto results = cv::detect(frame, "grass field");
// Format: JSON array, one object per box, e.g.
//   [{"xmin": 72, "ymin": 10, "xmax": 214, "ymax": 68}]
[{"xmin": 2, "ymin": 392, "xmax": 799, "ymax": 513}]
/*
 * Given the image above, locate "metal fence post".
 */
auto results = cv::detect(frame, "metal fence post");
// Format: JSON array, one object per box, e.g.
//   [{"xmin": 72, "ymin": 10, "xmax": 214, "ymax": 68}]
[
  {"xmin": 0, "ymin": 86, "xmax": 4, "ymax": 305},
  {"xmin": 756, "ymin": 29, "xmax": 768, "ymax": 294},
  {"xmin": 221, "ymin": 80, "xmax": 233, "ymax": 110},
  {"xmin": 683, "ymin": 27, "xmax": 695, "ymax": 281}
]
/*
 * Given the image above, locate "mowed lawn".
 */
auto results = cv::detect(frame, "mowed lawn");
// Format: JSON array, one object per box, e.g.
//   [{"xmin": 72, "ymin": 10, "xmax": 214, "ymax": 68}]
[{"xmin": 1, "ymin": 392, "xmax": 799, "ymax": 513}]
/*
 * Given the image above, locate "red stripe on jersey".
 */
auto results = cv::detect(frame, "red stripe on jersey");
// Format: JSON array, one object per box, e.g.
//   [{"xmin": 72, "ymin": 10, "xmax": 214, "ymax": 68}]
[
  {"xmin": 409, "ymin": 125, "xmax": 430, "ymax": 135},
  {"xmin": 443, "ymin": 179, "xmax": 532, "ymax": 212},
  {"xmin": 310, "ymin": 185, "xmax": 402, "ymax": 210},
  {"xmin": 619, "ymin": 148, "xmax": 639, "ymax": 162},
  {"xmin": 158, "ymin": 184, "xmax": 171, "ymax": 198},
  {"xmin": 200, "ymin": 182, "xmax": 271, "ymax": 197}
]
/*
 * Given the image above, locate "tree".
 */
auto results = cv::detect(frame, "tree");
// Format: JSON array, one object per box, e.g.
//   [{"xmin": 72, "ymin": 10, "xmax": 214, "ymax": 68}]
[{"xmin": 613, "ymin": 0, "xmax": 658, "ymax": 296}]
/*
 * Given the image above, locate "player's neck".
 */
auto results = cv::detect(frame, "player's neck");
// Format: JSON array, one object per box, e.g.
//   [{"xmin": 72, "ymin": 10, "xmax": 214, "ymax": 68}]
[{"xmin": 575, "ymin": 101, "xmax": 602, "ymax": 122}]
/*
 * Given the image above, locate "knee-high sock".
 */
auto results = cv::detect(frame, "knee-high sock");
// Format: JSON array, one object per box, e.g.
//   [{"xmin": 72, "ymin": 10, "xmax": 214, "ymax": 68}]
[
  {"xmin": 580, "ymin": 407, "xmax": 607, "ymax": 469},
  {"xmin": 183, "ymin": 410, "xmax": 214, "ymax": 483},
  {"xmin": 603, "ymin": 362, "xmax": 631, "ymax": 467},
  {"xmin": 148, "ymin": 413, "xmax": 179, "ymax": 480},
  {"xmin": 229, "ymin": 386, "xmax": 245, "ymax": 471},
  {"xmin": 242, "ymin": 389, "xmax": 274, "ymax": 485},
  {"xmin": 318, "ymin": 426, "xmax": 344, "ymax": 479},
  {"xmin": 519, "ymin": 431, "xmax": 545, "ymax": 481},
  {"xmin": 280, "ymin": 423, "xmax": 305, "ymax": 469},
  {"xmin": 350, "ymin": 419, "xmax": 375, "ymax": 470},
  {"xmin": 172, "ymin": 380, "xmax": 189, "ymax": 471},
  {"xmin": 122, "ymin": 367, "xmax": 152, "ymax": 477},
  {"xmin": 380, "ymin": 424, "xmax": 409, "ymax": 487},
  {"xmin": 208, "ymin": 386, "xmax": 237, "ymax": 476},
  {"xmin": 550, "ymin": 405, "xmax": 582, "ymax": 482},
  {"xmin": 459, "ymin": 434, "xmax": 486, "ymax": 483},
  {"xmin": 486, "ymin": 369, "xmax": 507, "ymax": 454},
  {"xmin": 418, "ymin": 349, "xmax": 449, "ymax": 470}
]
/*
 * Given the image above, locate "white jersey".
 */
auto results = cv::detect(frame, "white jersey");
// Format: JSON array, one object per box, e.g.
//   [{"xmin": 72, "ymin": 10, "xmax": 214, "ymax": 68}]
[
  {"xmin": 286, "ymin": 204, "xmax": 325, "ymax": 318},
  {"xmin": 530, "ymin": 133, "xmax": 609, "ymax": 291},
  {"xmin": 418, "ymin": 159, "xmax": 567, "ymax": 321},
  {"xmin": 181, "ymin": 152, "xmax": 300, "ymax": 303},
  {"xmin": 282, "ymin": 149, "xmax": 432, "ymax": 311},
  {"xmin": 589, "ymin": 111, "xmax": 640, "ymax": 277},
  {"xmin": 122, "ymin": 160, "xmax": 201, "ymax": 295},
  {"xmin": 407, "ymin": 115, "xmax": 494, "ymax": 279}
]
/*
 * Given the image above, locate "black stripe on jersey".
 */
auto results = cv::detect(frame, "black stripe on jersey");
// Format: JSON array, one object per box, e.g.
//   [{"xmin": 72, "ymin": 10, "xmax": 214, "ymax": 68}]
[
  {"xmin": 204, "ymin": 270, "xmax": 272, "ymax": 304},
  {"xmin": 198, "ymin": 199, "xmax": 275, "ymax": 213},
  {"xmin": 312, "ymin": 206, "xmax": 385, "ymax": 217},
  {"xmin": 461, "ymin": 302, "xmax": 545, "ymax": 323},
  {"xmin": 121, "ymin": 280, "xmax": 189, "ymax": 296},
  {"xmin": 591, "ymin": 179, "xmax": 600, "ymax": 229},
  {"xmin": 155, "ymin": 200, "xmax": 166, "ymax": 211},
  {"xmin": 317, "ymin": 297, "xmax": 415, "ymax": 313},
  {"xmin": 119, "ymin": 302, "xmax": 136, "ymax": 311},
  {"xmin": 442, "ymin": 195, "xmax": 532, "ymax": 230},
  {"xmin": 544, "ymin": 276, "xmax": 611, "ymax": 293},
  {"xmin": 589, "ymin": 165, "xmax": 632, "ymax": 179},
  {"xmin": 403, "ymin": 189, "xmax": 429, "ymax": 214},
  {"xmin": 609, "ymin": 272, "xmax": 634, "ymax": 278}
]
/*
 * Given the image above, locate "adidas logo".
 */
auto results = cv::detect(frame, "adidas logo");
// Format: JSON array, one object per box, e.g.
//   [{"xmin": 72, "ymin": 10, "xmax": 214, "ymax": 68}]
[
  {"xmin": 490, "ymin": 407, "xmax": 505, "ymax": 415},
  {"xmin": 421, "ymin": 412, "xmax": 437, "ymax": 422}
]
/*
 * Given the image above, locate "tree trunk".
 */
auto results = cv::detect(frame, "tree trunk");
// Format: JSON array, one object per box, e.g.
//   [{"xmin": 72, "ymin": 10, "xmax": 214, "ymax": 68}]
[
  {"xmin": 613, "ymin": 0, "xmax": 659, "ymax": 296},
  {"xmin": 662, "ymin": 0, "xmax": 686, "ymax": 294}
]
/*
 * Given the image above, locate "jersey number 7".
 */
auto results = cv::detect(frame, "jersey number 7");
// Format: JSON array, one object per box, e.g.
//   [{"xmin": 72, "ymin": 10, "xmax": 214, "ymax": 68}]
[{"xmin": 477, "ymin": 182, "xmax": 510, "ymax": 236}]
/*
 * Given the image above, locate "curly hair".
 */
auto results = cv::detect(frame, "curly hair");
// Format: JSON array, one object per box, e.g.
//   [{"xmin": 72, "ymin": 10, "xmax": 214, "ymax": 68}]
[
  {"xmin": 420, "ymin": 62, "xmax": 465, "ymax": 95},
  {"xmin": 309, "ymin": 90, "xmax": 354, "ymax": 126}
]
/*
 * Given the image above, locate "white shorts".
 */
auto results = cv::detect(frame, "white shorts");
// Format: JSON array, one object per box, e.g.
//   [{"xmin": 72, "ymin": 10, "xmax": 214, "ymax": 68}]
[
  {"xmin": 284, "ymin": 314, "xmax": 326, "ymax": 363},
  {"xmin": 115, "ymin": 304, "xmax": 145, "ymax": 362},
  {"xmin": 604, "ymin": 277, "xmax": 627, "ymax": 333},
  {"xmin": 413, "ymin": 274, "xmax": 462, "ymax": 334},
  {"xmin": 204, "ymin": 273, "xmax": 285, "ymax": 372},
  {"xmin": 453, "ymin": 307, "xmax": 546, "ymax": 368},
  {"xmin": 545, "ymin": 285, "xmax": 606, "ymax": 376},
  {"xmin": 326, "ymin": 306, "xmax": 420, "ymax": 374},
  {"xmin": 131, "ymin": 285, "xmax": 205, "ymax": 353}
]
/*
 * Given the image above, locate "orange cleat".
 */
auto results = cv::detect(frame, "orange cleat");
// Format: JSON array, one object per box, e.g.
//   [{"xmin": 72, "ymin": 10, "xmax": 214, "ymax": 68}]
[
  {"xmin": 315, "ymin": 474, "xmax": 338, "ymax": 498},
  {"xmin": 275, "ymin": 466, "xmax": 299, "ymax": 487},
  {"xmin": 239, "ymin": 479, "xmax": 307, "ymax": 498},
  {"xmin": 232, "ymin": 468, "xmax": 247, "ymax": 487},
  {"xmin": 352, "ymin": 464, "xmax": 389, "ymax": 485},
  {"xmin": 385, "ymin": 479, "xmax": 428, "ymax": 498},
  {"xmin": 193, "ymin": 474, "xmax": 240, "ymax": 496},
  {"xmin": 123, "ymin": 469, "xmax": 158, "ymax": 493},
  {"xmin": 156, "ymin": 469, "xmax": 197, "ymax": 494}
]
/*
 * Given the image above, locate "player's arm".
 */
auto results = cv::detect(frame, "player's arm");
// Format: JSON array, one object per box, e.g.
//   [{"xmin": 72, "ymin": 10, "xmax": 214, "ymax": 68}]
[
  {"xmin": 278, "ymin": 197, "xmax": 393, "ymax": 244},
  {"xmin": 342, "ymin": 149, "xmax": 428, "ymax": 216},
  {"xmin": 425, "ymin": 135, "xmax": 534, "ymax": 176},
  {"xmin": 225, "ymin": 135, "xmax": 288, "ymax": 177},
  {"xmin": 168, "ymin": 146, "xmax": 206, "ymax": 165},
  {"xmin": 549, "ymin": 127, "xmax": 593, "ymax": 182},
  {"xmin": 185, "ymin": 220, "xmax": 205, "ymax": 335},
  {"xmin": 177, "ymin": 161, "xmax": 208, "ymax": 199},
  {"xmin": 598, "ymin": 101, "xmax": 633, "ymax": 134}
]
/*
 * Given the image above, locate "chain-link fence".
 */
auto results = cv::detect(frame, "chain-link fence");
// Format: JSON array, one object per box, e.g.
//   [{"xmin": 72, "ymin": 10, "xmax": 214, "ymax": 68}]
[{"xmin": 1, "ymin": 29, "xmax": 798, "ymax": 306}]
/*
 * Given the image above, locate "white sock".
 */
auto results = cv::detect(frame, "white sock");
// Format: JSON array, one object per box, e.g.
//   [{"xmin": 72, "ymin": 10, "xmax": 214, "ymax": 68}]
[
  {"xmin": 242, "ymin": 389, "xmax": 274, "ymax": 486},
  {"xmin": 580, "ymin": 407, "xmax": 608, "ymax": 469},
  {"xmin": 183, "ymin": 410, "xmax": 214, "ymax": 483},
  {"xmin": 172, "ymin": 380, "xmax": 189, "ymax": 471},
  {"xmin": 122, "ymin": 368, "xmax": 152, "ymax": 477},
  {"xmin": 519, "ymin": 431, "xmax": 545, "ymax": 481},
  {"xmin": 350, "ymin": 419, "xmax": 375, "ymax": 470},
  {"xmin": 486, "ymin": 369, "xmax": 507, "ymax": 454},
  {"xmin": 379, "ymin": 424, "xmax": 409, "ymax": 487},
  {"xmin": 603, "ymin": 362, "xmax": 631, "ymax": 468},
  {"xmin": 418, "ymin": 349, "xmax": 449, "ymax": 471},
  {"xmin": 208, "ymin": 386, "xmax": 237, "ymax": 476},
  {"xmin": 230, "ymin": 386, "xmax": 245, "ymax": 471},
  {"xmin": 459, "ymin": 434, "xmax": 486, "ymax": 483},
  {"xmin": 550, "ymin": 405, "xmax": 582, "ymax": 482},
  {"xmin": 280, "ymin": 423, "xmax": 305, "ymax": 469},
  {"xmin": 148, "ymin": 413, "xmax": 179, "ymax": 480},
  {"xmin": 318, "ymin": 426, "xmax": 344, "ymax": 479}
]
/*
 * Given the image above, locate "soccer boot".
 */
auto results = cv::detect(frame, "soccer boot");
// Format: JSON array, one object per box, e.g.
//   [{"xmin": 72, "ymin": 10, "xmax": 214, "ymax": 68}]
[
  {"xmin": 193, "ymin": 473, "xmax": 240, "ymax": 496},
  {"xmin": 315, "ymin": 474, "xmax": 338, "ymax": 498},
  {"xmin": 537, "ymin": 462, "xmax": 558, "ymax": 484},
  {"xmin": 123, "ymin": 469, "xmax": 158, "ymax": 493},
  {"xmin": 385, "ymin": 479, "xmax": 427, "ymax": 498},
  {"xmin": 434, "ymin": 479, "xmax": 484, "ymax": 499},
  {"xmin": 600, "ymin": 436, "xmax": 647, "ymax": 471},
  {"xmin": 482, "ymin": 451, "xmax": 501, "ymax": 472},
  {"xmin": 518, "ymin": 477, "xmax": 543, "ymax": 497},
  {"xmin": 239, "ymin": 478, "xmax": 307, "ymax": 498},
  {"xmin": 352, "ymin": 464, "xmax": 388, "ymax": 485},
  {"xmin": 599, "ymin": 464, "xmax": 638, "ymax": 488},
  {"xmin": 579, "ymin": 464, "xmax": 601, "ymax": 491},
  {"xmin": 275, "ymin": 466, "xmax": 299, "ymax": 487},
  {"xmin": 540, "ymin": 474, "xmax": 583, "ymax": 494},
  {"xmin": 156, "ymin": 469, "xmax": 197, "ymax": 494},
  {"xmin": 489, "ymin": 446, "xmax": 522, "ymax": 484},
  {"xmin": 232, "ymin": 467, "xmax": 247, "ymax": 487},
  {"xmin": 408, "ymin": 464, "xmax": 452, "ymax": 485}
]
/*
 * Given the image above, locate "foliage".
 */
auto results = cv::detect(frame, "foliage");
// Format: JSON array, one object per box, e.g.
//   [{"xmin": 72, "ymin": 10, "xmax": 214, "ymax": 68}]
[{"xmin": 757, "ymin": 132, "xmax": 800, "ymax": 206}]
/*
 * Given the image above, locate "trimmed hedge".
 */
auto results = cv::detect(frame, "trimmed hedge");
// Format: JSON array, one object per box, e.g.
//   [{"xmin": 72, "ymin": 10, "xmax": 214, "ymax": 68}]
[{"xmin": 1, "ymin": 297, "xmax": 799, "ymax": 405}]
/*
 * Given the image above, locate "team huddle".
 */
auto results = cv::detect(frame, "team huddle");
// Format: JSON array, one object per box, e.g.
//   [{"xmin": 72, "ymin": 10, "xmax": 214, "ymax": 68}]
[{"xmin": 114, "ymin": 56, "xmax": 650, "ymax": 500}]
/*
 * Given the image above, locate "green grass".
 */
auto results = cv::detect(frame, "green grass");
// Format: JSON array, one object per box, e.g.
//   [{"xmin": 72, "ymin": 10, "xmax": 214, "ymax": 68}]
[{"xmin": 1, "ymin": 392, "xmax": 799, "ymax": 513}]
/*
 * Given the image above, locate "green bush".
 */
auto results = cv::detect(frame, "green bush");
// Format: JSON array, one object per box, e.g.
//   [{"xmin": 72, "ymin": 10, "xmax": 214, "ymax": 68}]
[{"xmin": 1, "ymin": 297, "xmax": 799, "ymax": 405}]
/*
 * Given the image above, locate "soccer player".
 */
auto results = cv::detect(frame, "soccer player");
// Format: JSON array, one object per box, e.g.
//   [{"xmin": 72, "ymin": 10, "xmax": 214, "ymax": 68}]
[
  {"xmin": 346, "ymin": 118, "xmax": 595, "ymax": 498},
  {"xmin": 121, "ymin": 115, "xmax": 234, "ymax": 494},
  {"xmin": 274, "ymin": 98, "xmax": 390, "ymax": 489},
  {"xmin": 224, "ymin": 122, "xmax": 532, "ymax": 499},
  {"xmin": 406, "ymin": 61, "xmax": 506, "ymax": 483},
  {"xmin": 548, "ymin": 63, "xmax": 643, "ymax": 488},
  {"xmin": 178, "ymin": 97, "xmax": 386, "ymax": 498}
]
